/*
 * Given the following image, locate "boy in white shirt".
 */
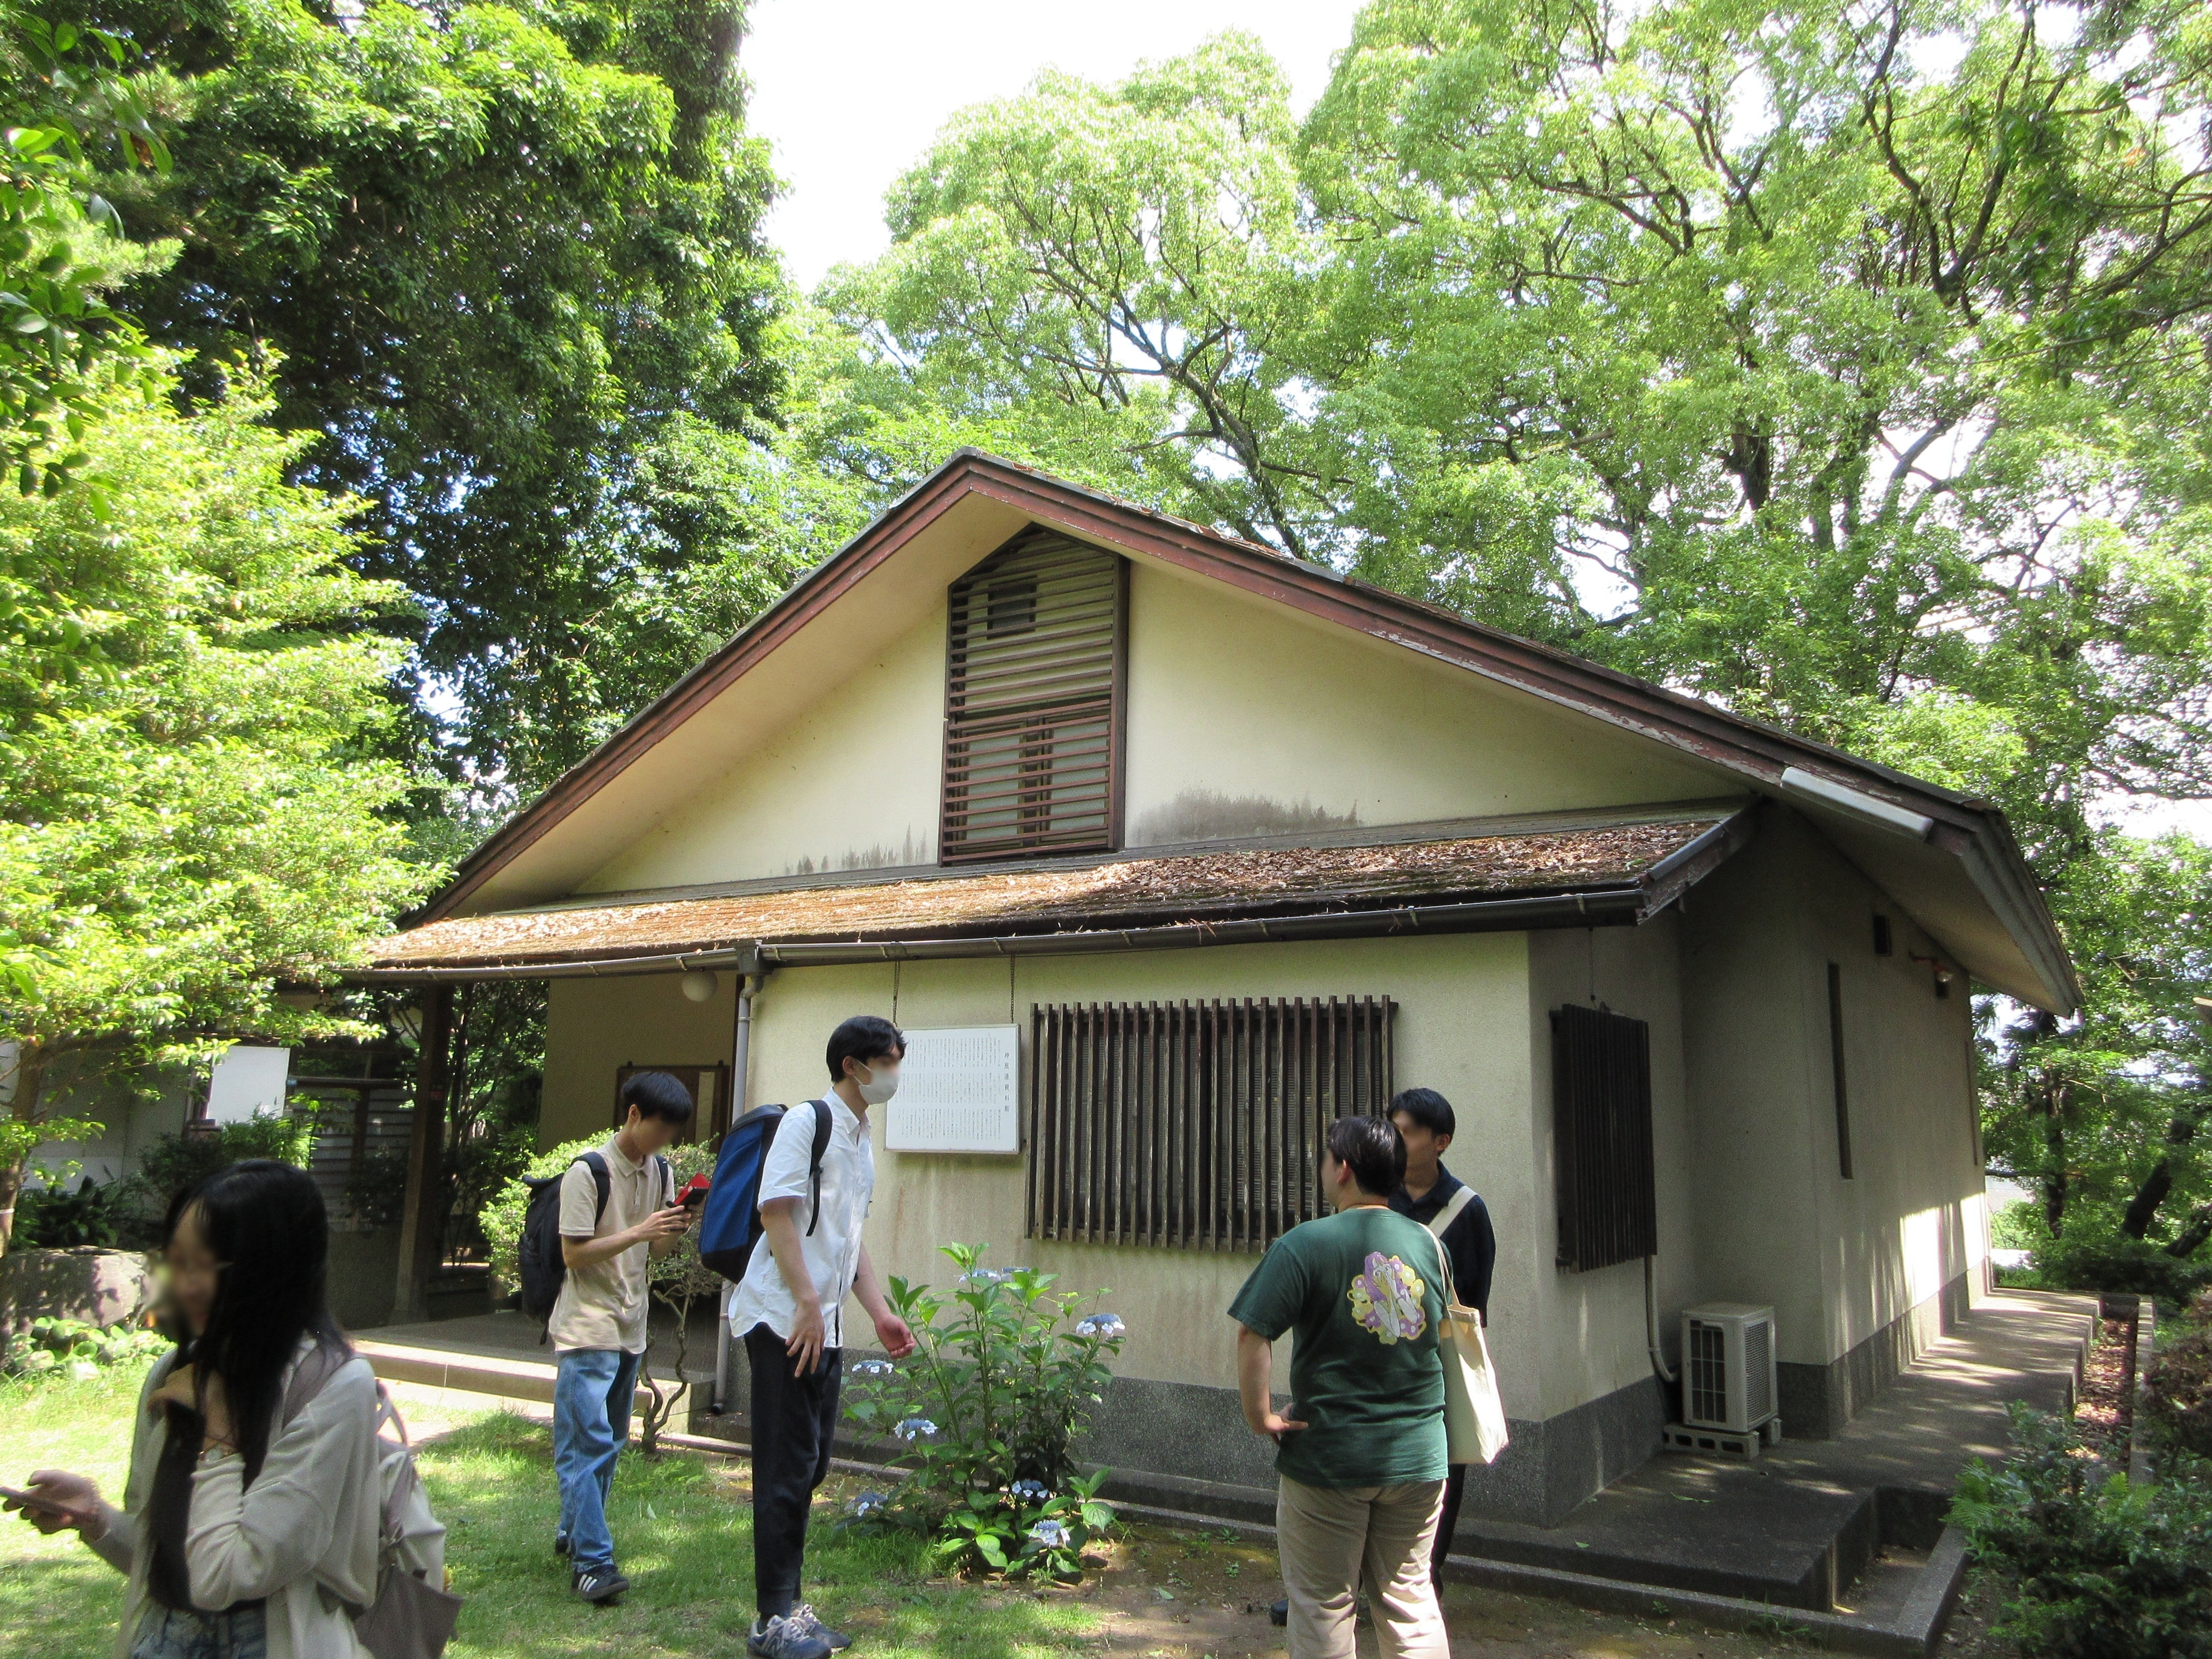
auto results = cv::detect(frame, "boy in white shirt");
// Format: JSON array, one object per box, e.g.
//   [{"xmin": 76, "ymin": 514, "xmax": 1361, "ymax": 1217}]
[{"xmin": 729, "ymin": 1015, "xmax": 916, "ymax": 1659}]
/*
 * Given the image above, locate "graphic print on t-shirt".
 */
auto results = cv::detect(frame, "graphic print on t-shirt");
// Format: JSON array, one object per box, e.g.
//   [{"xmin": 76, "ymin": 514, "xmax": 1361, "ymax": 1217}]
[{"xmin": 1346, "ymin": 1250, "xmax": 1429, "ymax": 1345}]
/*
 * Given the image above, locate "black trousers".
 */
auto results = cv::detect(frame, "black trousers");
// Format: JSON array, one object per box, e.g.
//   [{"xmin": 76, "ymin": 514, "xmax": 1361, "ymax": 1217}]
[
  {"xmin": 745, "ymin": 1323, "xmax": 844, "ymax": 1619},
  {"xmin": 1429, "ymin": 1463, "xmax": 1467, "ymax": 1586}
]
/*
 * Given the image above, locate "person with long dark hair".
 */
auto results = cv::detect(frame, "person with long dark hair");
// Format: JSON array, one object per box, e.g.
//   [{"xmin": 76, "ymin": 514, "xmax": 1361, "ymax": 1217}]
[{"xmin": 8, "ymin": 1159, "xmax": 392, "ymax": 1658}]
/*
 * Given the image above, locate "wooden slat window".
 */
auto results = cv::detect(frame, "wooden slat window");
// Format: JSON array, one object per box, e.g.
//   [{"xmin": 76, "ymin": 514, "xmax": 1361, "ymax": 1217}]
[
  {"xmin": 1027, "ymin": 996, "xmax": 1396, "ymax": 1252},
  {"xmin": 942, "ymin": 530, "xmax": 1127, "ymax": 862},
  {"xmin": 1551, "ymin": 1003, "xmax": 1658, "ymax": 1271}
]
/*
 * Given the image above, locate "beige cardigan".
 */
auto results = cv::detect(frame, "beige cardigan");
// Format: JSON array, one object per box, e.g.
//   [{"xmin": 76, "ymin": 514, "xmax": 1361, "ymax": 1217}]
[{"xmin": 89, "ymin": 1344, "xmax": 384, "ymax": 1659}]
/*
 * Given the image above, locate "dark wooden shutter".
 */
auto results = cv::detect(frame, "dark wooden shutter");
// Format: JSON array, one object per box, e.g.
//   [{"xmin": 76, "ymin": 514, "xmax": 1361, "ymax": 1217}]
[
  {"xmin": 1026, "ymin": 996, "xmax": 1395, "ymax": 1252},
  {"xmin": 941, "ymin": 530, "xmax": 1126, "ymax": 863},
  {"xmin": 1552, "ymin": 1003, "xmax": 1658, "ymax": 1271}
]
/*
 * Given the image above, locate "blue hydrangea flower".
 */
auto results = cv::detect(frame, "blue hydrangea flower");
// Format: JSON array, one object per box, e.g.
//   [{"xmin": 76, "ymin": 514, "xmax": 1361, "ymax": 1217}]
[
  {"xmin": 849, "ymin": 1490, "xmax": 890, "ymax": 1518},
  {"xmin": 1008, "ymin": 1479, "xmax": 1051, "ymax": 1503},
  {"xmin": 1075, "ymin": 1313, "xmax": 1125, "ymax": 1339},
  {"xmin": 894, "ymin": 1417, "xmax": 939, "ymax": 1441},
  {"xmin": 1029, "ymin": 1519, "xmax": 1068, "ymax": 1548},
  {"xmin": 960, "ymin": 1267, "xmax": 1012, "ymax": 1286},
  {"xmin": 850, "ymin": 1358, "xmax": 895, "ymax": 1379}
]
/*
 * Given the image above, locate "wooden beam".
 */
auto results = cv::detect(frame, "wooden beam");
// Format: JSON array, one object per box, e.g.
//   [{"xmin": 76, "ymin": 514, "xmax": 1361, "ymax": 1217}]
[{"xmin": 391, "ymin": 985, "xmax": 453, "ymax": 1325}]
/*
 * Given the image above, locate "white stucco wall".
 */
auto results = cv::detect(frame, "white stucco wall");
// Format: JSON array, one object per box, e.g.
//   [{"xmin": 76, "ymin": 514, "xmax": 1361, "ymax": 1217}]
[
  {"xmin": 560, "ymin": 538, "xmax": 1737, "ymax": 899},
  {"xmin": 1121, "ymin": 562, "xmax": 1727, "ymax": 844},
  {"xmin": 1523, "ymin": 917, "xmax": 1697, "ymax": 1420},
  {"xmin": 579, "ymin": 605, "xmax": 949, "ymax": 894},
  {"xmin": 1677, "ymin": 809, "xmax": 1984, "ymax": 1372}
]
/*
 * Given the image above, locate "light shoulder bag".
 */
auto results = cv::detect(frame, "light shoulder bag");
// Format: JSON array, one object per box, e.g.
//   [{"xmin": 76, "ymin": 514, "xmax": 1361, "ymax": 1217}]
[{"xmin": 1423, "ymin": 1189, "xmax": 1509, "ymax": 1466}]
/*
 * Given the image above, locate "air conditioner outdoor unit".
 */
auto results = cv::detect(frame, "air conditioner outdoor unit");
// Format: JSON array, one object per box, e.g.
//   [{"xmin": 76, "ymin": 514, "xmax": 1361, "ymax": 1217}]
[{"xmin": 1680, "ymin": 1303, "xmax": 1778, "ymax": 1435}]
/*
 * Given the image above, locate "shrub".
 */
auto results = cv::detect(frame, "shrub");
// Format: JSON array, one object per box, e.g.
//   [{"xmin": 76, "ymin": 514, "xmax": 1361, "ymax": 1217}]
[
  {"xmin": 2143, "ymin": 1294, "xmax": 2212, "ymax": 1460},
  {"xmin": 481, "ymin": 1135, "xmax": 605, "ymax": 1299},
  {"xmin": 1952, "ymin": 1403, "xmax": 2212, "ymax": 1658},
  {"xmin": 918, "ymin": 1470, "xmax": 1116, "ymax": 1581},
  {"xmin": 130, "ymin": 1112, "xmax": 321, "ymax": 1222},
  {"xmin": 840, "ymin": 1242, "xmax": 1124, "ymax": 1578},
  {"xmin": 1991, "ymin": 1198, "xmax": 2049, "ymax": 1253},
  {"xmin": 2033, "ymin": 1230, "xmax": 2212, "ymax": 1306},
  {"xmin": 14, "ymin": 1177, "xmax": 126, "ymax": 1248},
  {"xmin": 1, "ymin": 1317, "xmax": 169, "ymax": 1381}
]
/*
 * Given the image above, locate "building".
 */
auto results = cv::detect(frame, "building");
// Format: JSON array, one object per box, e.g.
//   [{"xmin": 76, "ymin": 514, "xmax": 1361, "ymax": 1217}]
[{"xmin": 364, "ymin": 451, "xmax": 2075, "ymax": 1526}]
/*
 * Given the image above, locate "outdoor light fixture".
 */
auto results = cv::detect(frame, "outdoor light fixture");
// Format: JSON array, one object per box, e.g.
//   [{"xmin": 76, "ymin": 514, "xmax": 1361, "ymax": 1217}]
[
  {"xmin": 388, "ymin": 999, "xmax": 425, "ymax": 1045},
  {"xmin": 1910, "ymin": 953, "xmax": 1955, "ymax": 995},
  {"xmin": 680, "ymin": 969, "xmax": 718, "ymax": 1004}
]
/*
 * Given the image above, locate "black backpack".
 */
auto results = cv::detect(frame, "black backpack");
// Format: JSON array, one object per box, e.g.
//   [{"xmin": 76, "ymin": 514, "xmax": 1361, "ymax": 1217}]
[{"xmin": 517, "ymin": 1150, "xmax": 671, "ymax": 1323}]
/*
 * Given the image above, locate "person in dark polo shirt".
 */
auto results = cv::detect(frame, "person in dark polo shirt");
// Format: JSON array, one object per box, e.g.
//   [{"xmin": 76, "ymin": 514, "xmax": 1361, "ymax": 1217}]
[{"xmin": 1388, "ymin": 1087, "xmax": 1496, "ymax": 1588}]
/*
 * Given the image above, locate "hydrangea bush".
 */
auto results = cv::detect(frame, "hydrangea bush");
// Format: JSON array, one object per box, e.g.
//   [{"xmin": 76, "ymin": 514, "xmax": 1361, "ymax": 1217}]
[{"xmin": 841, "ymin": 1242, "xmax": 1125, "ymax": 1577}]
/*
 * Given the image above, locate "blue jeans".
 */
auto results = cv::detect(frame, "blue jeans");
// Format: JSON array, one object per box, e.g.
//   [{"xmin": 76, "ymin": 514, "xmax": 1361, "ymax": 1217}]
[
  {"xmin": 131, "ymin": 1604, "xmax": 268, "ymax": 1659},
  {"xmin": 553, "ymin": 1346, "xmax": 643, "ymax": 1573}
]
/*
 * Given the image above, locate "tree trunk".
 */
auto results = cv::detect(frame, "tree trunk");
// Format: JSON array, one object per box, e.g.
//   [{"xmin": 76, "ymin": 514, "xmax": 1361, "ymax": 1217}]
[
  {"xmin": 0, "ymin": 1158, "xmax": 20, "ymax": 1256},
  {"xmin": 0, "ymin": 1044, "xmax": 49, "ymax": 1257},
  {"xmin": 2166, "ymin": 1204, "xmax": 2212, "ymax": 1262},
  {"xmin": 2120, "ymin": 1090, "xmax": 2211, "ymax": 1239}
]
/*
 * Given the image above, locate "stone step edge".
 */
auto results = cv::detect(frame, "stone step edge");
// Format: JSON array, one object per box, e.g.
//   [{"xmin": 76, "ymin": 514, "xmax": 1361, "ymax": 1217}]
[{"xmin": 358, "ymin": 1338, "xmax": 712, "ymax": 1406}]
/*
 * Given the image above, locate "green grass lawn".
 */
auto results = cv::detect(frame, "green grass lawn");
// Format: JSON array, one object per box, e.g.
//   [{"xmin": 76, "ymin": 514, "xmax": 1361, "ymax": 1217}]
[{"xmin": 1, "ymin": 1362, "xmax": 1103, "ymax": 1659}]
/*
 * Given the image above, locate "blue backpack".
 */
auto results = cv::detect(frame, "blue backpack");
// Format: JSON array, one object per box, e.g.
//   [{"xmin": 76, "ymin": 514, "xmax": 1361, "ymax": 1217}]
[{"xmin": 698, "ymin": 1100, "xmax": 834, "ymax": 1283}]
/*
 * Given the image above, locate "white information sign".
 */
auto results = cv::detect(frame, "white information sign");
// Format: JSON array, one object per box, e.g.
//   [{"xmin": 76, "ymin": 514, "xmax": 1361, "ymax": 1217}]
[
  {"xmin": 887, "ymin": 1025, "xmax": 1020, "ymax": 1154},
  {"xmin": 206, "ymin": 1045, "xmax": 293, "ymax": 1124}
]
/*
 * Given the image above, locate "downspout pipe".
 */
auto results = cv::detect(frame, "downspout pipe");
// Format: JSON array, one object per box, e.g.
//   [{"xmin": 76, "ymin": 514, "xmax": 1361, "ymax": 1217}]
[
  {"xmin": 713, "ymin": 970, "xmax": 765, "ymax": 1416},
  {"xmin": 1646, "ymin": 1254, "xmax": 1676, "ymax": 1387}
]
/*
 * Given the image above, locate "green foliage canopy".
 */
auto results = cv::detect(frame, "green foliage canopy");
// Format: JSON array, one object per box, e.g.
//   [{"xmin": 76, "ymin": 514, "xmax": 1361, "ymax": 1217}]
[
  {"xmin": 83, "ymin": 0, "xmax": 785, "ymax": 789},
  {"xmin": 0, "ymin": 359, "xmax": 434, "ymax": 1237}
]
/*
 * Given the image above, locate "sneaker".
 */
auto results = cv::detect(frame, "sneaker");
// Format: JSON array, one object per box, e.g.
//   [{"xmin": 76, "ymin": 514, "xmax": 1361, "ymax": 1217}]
[
  {"xmin": 1268, "ymin": 1599, "xmax": 1288, "ymax": 1627},
  {"xmin": 553, "ymin": 1532, "xmax": 570, "ymax": 1558},
  {"xmin": 786, "ymin": 1605, "xmax": 852, "ymax": 1652},
  {"xmin": 573, "ymin": 1565, "xmax": 629, "ymax": 1604},
  {"xmin": 749, "ymin": 1612, "xmax": 834, "ymax": 1659}
]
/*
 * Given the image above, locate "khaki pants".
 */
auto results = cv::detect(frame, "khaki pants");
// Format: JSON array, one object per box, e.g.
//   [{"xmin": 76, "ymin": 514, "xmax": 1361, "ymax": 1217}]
[{"xmin": 1275, "ymin": 1474, "xmax": 1449, "ymax": 1659}]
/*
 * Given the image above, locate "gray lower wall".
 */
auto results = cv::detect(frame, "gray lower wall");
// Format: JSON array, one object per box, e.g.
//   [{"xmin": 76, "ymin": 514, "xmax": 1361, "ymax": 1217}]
[
  {"xmin": 1778, "ymin": 1270, "xmax": 1971, "ymax": 1438},
  {"xmin": 786, "ymin": 1363, "xmax": 1667, "ymax": 1531}
]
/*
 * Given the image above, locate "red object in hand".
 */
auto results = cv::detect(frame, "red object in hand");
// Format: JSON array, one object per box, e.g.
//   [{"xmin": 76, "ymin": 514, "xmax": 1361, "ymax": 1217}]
[{"xmin": 678, "ymin": 1173, "xmax": 712, "ymax": 1208}]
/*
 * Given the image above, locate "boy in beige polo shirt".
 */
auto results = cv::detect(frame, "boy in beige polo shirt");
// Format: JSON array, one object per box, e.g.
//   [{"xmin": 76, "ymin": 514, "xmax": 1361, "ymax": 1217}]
[{"xmin": 551, "ymin": 1070, "xmax": 693, "ymax": 1604}]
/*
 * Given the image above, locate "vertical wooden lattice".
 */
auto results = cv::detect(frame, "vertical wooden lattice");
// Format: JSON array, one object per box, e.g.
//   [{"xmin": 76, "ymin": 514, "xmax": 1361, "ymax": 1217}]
[
  {"xmin": 1026, "ymin": 996, "xmax": 1396, "ymax": 1252},
  {"xmin": 942, "ymin": 530, "xmax": 1126, "ymax": 862},
  {"xmin": 1551, "ymin": 1002, "xmax": 1658, "ymax": 1271}
]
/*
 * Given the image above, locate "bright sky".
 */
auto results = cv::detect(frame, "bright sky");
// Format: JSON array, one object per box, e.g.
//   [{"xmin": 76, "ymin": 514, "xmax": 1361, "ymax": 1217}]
[{"xmin": 742, "ymin": 0, "xmax": 1363, "ymax": 291}]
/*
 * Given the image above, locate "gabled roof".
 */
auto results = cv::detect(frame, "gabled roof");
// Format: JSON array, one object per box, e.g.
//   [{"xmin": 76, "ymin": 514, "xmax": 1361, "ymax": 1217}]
[{"xmin": 406, "ymin": 451, "xmax": 2077, "ymax": 1011}]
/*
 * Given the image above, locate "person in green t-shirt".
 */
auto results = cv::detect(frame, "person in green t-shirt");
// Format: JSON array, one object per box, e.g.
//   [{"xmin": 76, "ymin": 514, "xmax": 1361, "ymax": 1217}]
[{"xmin": 1227, "ymin": 1116, "xmax": 1449, "ymax": 1659}]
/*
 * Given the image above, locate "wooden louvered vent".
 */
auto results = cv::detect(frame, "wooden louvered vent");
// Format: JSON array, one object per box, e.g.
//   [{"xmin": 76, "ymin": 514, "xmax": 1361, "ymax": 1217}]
[
  {"xmin": 1027, "ymin": 996, "xmax": 1396, "ymax": 1252},
  {"xmin": 1552, "ymin": 1002, "xmax": 1659, "ymax": 1272},
  {"xmin": 941, "ymin": 530, "xmax": 1126, "ymax": 863}
]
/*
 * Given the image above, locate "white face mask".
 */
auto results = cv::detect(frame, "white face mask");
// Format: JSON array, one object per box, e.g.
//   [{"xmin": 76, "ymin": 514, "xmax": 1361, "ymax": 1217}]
[{"xmin": 855, "ymin": 1062, "xmax": 899, "ymax": 1106}]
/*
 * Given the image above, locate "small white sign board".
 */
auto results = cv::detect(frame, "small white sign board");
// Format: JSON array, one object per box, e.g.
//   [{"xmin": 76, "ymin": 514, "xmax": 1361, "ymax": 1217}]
[
  {"xmin": 205, "ymin": 1045, "xmax": 292, "ymax": 1124},
  {"xmin": 887, "ymin": 1025, "xmax": 1020, "ymax": 1154}
]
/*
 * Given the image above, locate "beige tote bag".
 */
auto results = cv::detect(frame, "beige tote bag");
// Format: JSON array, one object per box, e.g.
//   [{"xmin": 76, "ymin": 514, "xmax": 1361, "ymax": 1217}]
[{"xmin": 1424, "ymin": 1187, "xmax": 1509, "ymax": 1466}]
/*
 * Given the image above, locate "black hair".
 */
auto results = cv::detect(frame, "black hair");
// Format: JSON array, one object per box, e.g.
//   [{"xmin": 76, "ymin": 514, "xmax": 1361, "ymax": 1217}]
[
  {"xmin": 162, "ymin": 1159, "xmax": 346, "ymax": 1484},
  {"xmin": 1326, "ymin": 1115, "xmax": 1406, "ymax": 1197},
  {"xmin": 827, "ymin": 1014, "xmax": 905, "ymax": 1082},
  {"xmin": 1390, "ymin": 1087, "xmax": 1456, "ymax": 1139},
  {"xmin": 620, "ymin": 1069, "xmax": 696, "ymax": 1124}
]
